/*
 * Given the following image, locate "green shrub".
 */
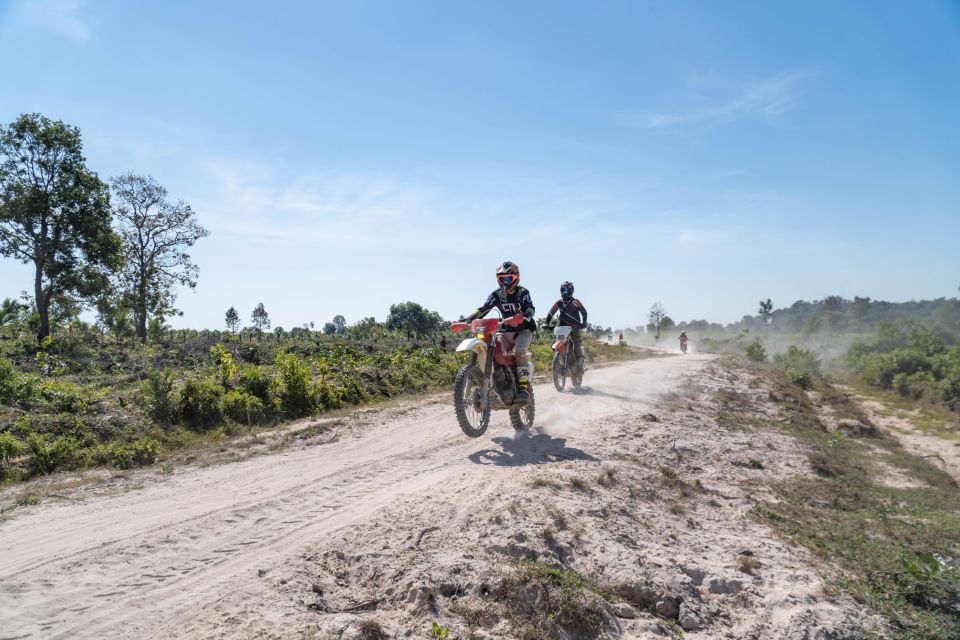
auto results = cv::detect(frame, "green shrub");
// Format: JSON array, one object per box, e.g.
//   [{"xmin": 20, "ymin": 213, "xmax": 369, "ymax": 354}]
[
  {"xmin": 36, "ymin": 379, "xmax": 91, "ymax": 413},
  {"xmin": 275, "ymin": 353, "xmax": 316, "ymax": 418},
  {"xmin": 0, "ymin": 431, "xmax": 24, "ymax": 480},
  {"xmin": 745, "ymin": 339, "xmax": 767, "ymax": 363},
  {"xmin": 239, "ymin": 366, "xmax": 274, "ymax": 403},
  {"xmin": 26, "ymin": 434, "xmax": 85, "ymax": 476},
  {"xmin": 210, "ymin": 343, "xmax": 237, "ymax": 387},
  {"xmin": 221, "ymin": 389, "xmax": 266, "ymax": 425},
  {"xmin": 0, "ymin": 357, "xmax": 37, "ymax": 404},
  {"xmin": 178, "ymin": 377, "xmax": 224, "ymax": 431},
  {"xmin": 142, "ymin": 369, "xmax": 176, "ymax": 423},
  {"xmin": 774, "ymin": 346, "xmax": 820, "ymax": 389},
  {"xmin": 109, "ymin": 439, "xmax": 162, "ymax": 469}
]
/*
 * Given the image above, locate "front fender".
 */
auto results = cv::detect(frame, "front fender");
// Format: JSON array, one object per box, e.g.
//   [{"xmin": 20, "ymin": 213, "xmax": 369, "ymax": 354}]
[
  {"xmin": 457, "ymin": 338, "xmax": 488, "ymax": 371},
  {"xmin": 456, "ymin": 338, "xmax": 487, "ymax": 355}
]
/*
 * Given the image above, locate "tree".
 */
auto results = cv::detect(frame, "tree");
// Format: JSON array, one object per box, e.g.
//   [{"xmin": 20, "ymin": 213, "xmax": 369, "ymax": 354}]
[
  {"xmin": 225, "ymin": 306, "xmax": 240, "ymax": 333},
  {"xmin": 0, "ymin": 113, "xmax": 121, "ymax": 341},
  {"xmin": 385, "ymin": 302, "xmax": 444, "ymax": 338},
  {"xmin": 332, "ymin": 314, "xmax": 347, "ymax": 334},
  {"xmin": 323, "ymin": 322, "xmax": 337, "ymax": 335},
  {"xmin": 110, "ymin": 173, "xmax": 208, "ymax": 341},
  {"xmin": 647, "ymin": 302, "xmax": 666, "ymax": 339},
  {"xmin": 0, "ymin": 297, "xmax": 28, "ymax": 338},
  {"xmin": 822, "ymin": 295, "xmax": 845, "ymax": 329},
  {"xmin": 251, "ymin": 302, "xmax": 270, "ymax": 332},
  {"xmin": 758, "ymin": 299, "xmax": 773, "ymax": 327},
  {"xmin": 851, "ymin": 296, "xmax": 871, "ymax": 330}
]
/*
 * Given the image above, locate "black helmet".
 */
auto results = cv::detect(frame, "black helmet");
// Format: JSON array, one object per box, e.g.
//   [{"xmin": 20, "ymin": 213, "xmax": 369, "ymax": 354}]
[
  {"xmin": 496, "ymin": 261, "xmax": 520, "ymax": 291},
  {"xmin": 560, "ymin": 281, "xmax": 574, "ymax": 299}
]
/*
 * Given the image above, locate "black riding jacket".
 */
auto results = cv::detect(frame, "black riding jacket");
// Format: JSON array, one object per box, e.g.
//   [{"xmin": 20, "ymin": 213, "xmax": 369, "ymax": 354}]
[
  {"xmin": 465, "ymin": 286, "xmax": 536, "ymax": 333},
  {"xmin": 546, "ymin": 297, "xmax": 588, "ymax": 329}
]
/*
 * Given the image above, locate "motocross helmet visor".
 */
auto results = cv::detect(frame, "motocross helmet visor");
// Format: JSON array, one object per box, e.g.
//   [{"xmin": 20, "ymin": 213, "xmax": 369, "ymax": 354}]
[
  {"xmin": 560, "ymin": 286, "xmax": 573, "ymax": 296},
  {"xmin": 497, "ymin": 274, "xmax": 517, "ymax": 286}
]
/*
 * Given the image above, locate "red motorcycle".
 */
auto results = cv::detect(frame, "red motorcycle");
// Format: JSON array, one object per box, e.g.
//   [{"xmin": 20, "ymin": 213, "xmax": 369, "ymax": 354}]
[{"xmin": 450, "ymin": 314, "xmax": 535, "ymax": 437}]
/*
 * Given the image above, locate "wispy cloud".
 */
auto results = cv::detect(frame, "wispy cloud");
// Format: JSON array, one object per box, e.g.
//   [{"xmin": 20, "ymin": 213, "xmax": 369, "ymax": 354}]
[
  {"xmin": 12, "ymin": 0, "xmax": 93, "ymax": 42},
  {"xmin": 617, "ymin": 71, "xmax": 808, "ymax": 130}
]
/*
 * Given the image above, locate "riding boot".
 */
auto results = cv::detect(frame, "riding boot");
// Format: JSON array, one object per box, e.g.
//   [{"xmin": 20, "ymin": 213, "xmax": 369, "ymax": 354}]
[{"xmin": 515, "ymin": 363, "xmax": 530, "ymax": 404}]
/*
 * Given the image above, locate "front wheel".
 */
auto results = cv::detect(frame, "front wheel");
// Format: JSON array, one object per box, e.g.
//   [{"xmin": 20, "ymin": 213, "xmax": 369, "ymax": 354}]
[
  {"xmin": 552, "ymin": 352, "xmax": 566, "ymax": 392},
  {"xmin": 453, "ymin": 364, "xmax": 490, "ymax": 438},
  {"xmin": 510, "ymin": 386, "xmax": 535, "ymax": 430},
  {"xmin": 572, "ymin": 362, "xmax": 584, "ymax": 388}
]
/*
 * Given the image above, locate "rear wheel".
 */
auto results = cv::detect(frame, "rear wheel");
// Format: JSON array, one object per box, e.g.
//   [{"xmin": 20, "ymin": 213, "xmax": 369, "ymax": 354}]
[
  {"xmin": 453, "ymin": 364, "xmax": 490, "ymax": 438},
  {"xmin": 552, "ymin": 353, "xmax": 566, "ymax": 392},
  {"xmin": 510, "ymin": 386, "xmax": 535, "ymax": 430}
]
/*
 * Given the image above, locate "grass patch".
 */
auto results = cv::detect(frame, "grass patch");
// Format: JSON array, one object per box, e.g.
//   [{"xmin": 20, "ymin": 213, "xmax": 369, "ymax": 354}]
[
  {"xmin": 493, "ymin": 561, "xmax": 607, "ymax": 640},
  {"xmin": 750, "ymin": 372, "xmax": 960, "ymax": 639},
  {"xmin": 530, "ymin": 477, "xmax": 560, "ymax": 490}
]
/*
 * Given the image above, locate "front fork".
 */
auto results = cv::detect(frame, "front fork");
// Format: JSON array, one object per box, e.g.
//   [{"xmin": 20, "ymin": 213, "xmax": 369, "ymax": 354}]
[{"xmin": 472, "ymin": 351, "xmax": 494, "ymax": 411}]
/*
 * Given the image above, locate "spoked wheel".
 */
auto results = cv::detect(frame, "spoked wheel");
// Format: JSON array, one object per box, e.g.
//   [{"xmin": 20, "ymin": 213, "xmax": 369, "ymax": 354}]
[
  {"xmin": 509, "ymin": 386, "xmax": 535, "ymax": 430},
  {"xmin": 572, "ymin": 364, "xmax": 584, "ymax": 388},
  {"xmin": 567, "ymin": 350, "xmax": 583, "ymax": 389},
  {"xmin": 552, "ymin": 353, "xmax": 566, "ymax": 392},
  {"xmin": 453, "ymin": 364, "xmax": 490, "ymax": 438}
]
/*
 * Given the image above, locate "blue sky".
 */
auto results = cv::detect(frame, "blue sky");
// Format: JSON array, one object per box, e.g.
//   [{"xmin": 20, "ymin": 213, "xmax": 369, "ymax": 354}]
[{"xmin": 1, "ymin": 0, "xmax": 958, "ymax": 330}]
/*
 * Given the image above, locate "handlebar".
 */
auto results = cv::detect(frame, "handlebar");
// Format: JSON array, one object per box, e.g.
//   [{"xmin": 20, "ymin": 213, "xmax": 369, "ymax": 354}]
[{"xmin": 502, "ymin": 313, "xmax": 525, "ymax": 327}]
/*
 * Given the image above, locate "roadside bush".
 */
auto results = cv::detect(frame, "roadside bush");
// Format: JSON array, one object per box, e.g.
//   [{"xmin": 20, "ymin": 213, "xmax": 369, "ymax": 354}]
[
  {"xmin": 26, "ymin": 433, "xmax": 85, "ymax": 476},
  {"xmin": 142, "ymin": 369, "xmax": 176, "ymax": 423},
  {"xmin": 848, "ymin": 326, "xmax": 960, "ymax": 411},
  {"xmin": 0, "ymin": 431, "xmax": 24, "ymax": 480},
  {"xmin": 774, "ymin": 346, "xmax": 820, "ymax": 389},
  {"xmin": 103, "ymin": 439, "xmax": 162, "ymax": 469},
  {"xmin": 239, "ymin": 366, "xmax": 274, "ymax": 404},
  {"xmin": 36, "ymin": 379, "xmax": 93, "ymax": 413},
  {"xmin": 210, "ymin": 343, "xmax": 237, "ymax": 387},
  {"xmin": 177, "ymin": 378, "xmax": 224, "ymax": 431},
  {"xmin": 275, "ymin": 353, "xmax": 316, "ymax": 418},
  {"xmin": 0, "ymin": 357, "xmax": 37, "ymax": 404},
  {"xmin": 745, "ymin": 339, "xmax": 767, "ymax": 363},
  {"xmin": 221, "ymin": 389, "xmax": 266, "ymax": 426}
]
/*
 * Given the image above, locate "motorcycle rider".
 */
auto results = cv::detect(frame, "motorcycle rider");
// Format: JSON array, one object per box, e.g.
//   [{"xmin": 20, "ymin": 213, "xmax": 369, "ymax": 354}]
[
  {"xmin": 544, "ymin": 281, "xmax": 588, "ymax": 371},
  {"xmin": 461, "ymin": 261, "xmax": 536, "ymax": 403},
  {"xmin": 679, "ymin": 330, "xmax": 689, "ymax": 353}
]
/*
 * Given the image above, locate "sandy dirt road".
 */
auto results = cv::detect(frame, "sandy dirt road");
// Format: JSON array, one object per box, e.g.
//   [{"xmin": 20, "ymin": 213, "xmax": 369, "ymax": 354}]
[{"xmin": 0, "ymin": 353, "xmax": 709, "ymax": 639}]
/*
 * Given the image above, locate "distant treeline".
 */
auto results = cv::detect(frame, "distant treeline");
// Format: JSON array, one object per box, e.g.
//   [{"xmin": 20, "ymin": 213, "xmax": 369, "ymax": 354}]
[{"xmin": 675, "ymin": 296, "xmax": 960, "ymax": 341}]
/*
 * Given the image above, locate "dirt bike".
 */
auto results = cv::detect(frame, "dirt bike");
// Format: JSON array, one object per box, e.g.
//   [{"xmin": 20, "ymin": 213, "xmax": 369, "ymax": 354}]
[
  {"xmin": 546, "ymin": 324, "xmax": 583, "ymax": 391},
  {"xmin": 450, "ymin": 314, "xmax": 535, "ymax": 437},
  {"xmin": 680, "ymin": 339, "xmax": 688, "ymax": 354}
]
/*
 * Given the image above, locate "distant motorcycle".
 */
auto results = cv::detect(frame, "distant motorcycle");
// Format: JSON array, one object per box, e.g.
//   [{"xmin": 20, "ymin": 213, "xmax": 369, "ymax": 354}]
[
  {"xmin": 450, "ymin": 314, "xmax": 535, "ymax": 437},
  {"xmin": 545, "ymin": 324, "xmax": 583, "ymax": 391}
]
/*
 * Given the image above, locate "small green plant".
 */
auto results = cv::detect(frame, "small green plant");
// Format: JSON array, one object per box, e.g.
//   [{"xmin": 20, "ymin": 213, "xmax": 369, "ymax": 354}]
[
  {"xmin": 0, "ymin": 431, "xmax": 24, "ymax": 480},
  {"xmin": 177, "ymin": 377, "xmax": 224, "ymax": 431},
  {"xmin": 221, "ymin": 389, "xmax": 266, "ymax": 426},
  {"xmin": 356, "ymin": 619, "xmax": 387, "ymax": 640},
  {"xmin": 142, "ymin": 369, "xmax": 176, "ymax": 423},
  {"xmin": 16, "ymin": 493, "xmax": 40, "ymax": 506},
  {"xmin": 275, "ymin": 353, "xmax": 316, "ymax": 418},
  {"xmin": 569, "ymin": 476, "xmax": 590, "ymax": 492},
  {"xmin": 746, "ymin": 458, "xmax": 765, "ymax": 470},
  {"xmin": 429, "ymin": 621, "xmax": 450, "ymax": 639},
  {"xmin": 657, "ymin": 465, "xmax": 678, "ymax": 480},
  {"xmin": 745, "ymin": 338, "xmax": 767, "ymax": 363},
  {"xmin": 210, "ymin": 343, "xmax": 237, "ymax": 387},
  {"xmin": 774, "ymin": 346, "xmax": 821, "ymax": 390}
]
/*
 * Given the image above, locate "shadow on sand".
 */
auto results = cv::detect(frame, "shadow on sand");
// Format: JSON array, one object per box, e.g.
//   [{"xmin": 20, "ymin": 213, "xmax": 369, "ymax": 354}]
[{"xmin": 468, "ymin": 431, "xmax": 597, "ymax": 467}]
